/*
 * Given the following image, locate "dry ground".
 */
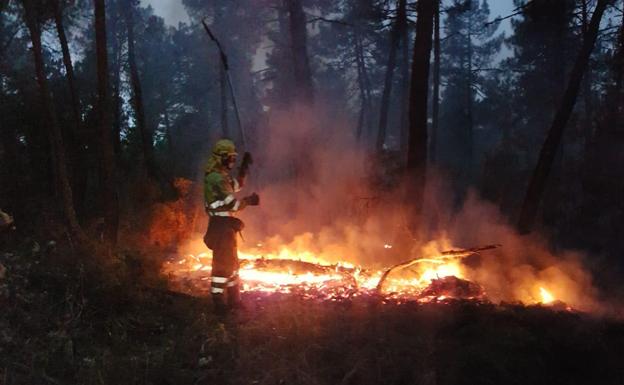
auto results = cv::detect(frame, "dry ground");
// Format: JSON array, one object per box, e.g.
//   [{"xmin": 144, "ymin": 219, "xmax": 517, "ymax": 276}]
[{"xmin": 1, "ymin": 245, "xmax": 623, "ymax": 385}]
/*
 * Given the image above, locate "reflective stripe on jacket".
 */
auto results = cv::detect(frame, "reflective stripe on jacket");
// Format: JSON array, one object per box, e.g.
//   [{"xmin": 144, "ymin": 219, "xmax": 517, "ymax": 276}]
[{"xmin": 204, "ymin": 170, "xmax": 242, "ymax": 217}]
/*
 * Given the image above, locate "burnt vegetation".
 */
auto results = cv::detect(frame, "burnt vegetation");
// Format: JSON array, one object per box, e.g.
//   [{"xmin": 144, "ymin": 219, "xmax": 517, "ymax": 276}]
[{"xmin": 1, "ymin": 0, "xmax": 624, "ymax": 384}]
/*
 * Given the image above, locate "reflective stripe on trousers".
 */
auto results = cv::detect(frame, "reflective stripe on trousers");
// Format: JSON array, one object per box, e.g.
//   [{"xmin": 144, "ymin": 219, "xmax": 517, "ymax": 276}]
[{"xmin": 211, "ymin": 272, "xmax": 240, "ymax": 294}]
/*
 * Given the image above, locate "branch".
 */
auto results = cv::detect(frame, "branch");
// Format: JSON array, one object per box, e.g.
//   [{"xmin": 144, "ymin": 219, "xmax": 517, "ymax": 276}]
[
  {"xmin": 307, "ymin": 15, "xmax": 353, "ymax": 27},
  {"xmin": 484, "ymin": 10, "xmax": 523, "ymax": 27},
  {"xmin": 376, "ymin": 244, "xmax": 501, "ymax": 292},
  {"xmin": 0, "ymin": 22, "xmax": 22, "ymax": 57}
]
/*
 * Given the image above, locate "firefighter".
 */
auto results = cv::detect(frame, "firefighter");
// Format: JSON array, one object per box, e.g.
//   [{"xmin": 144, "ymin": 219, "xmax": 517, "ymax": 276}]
[{"xmin": 203, "ymin": 139, "xmax": 259, "ymax": 313}]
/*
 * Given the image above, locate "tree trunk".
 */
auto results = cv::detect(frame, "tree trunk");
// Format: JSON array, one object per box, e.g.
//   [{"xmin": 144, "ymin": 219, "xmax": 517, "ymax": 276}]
[
  {"xmin": 0, "ymin": 89, "xmax": 20, "ymax": 213},
  {"xmin": 51, "ymin": 0, "xmax": 88, "ymax": 215},
  {"xmin": 23, "ymin": 0, "xmax": 86, "ymax": 243},
  {"xmin": 163, "ymin": 106, "xmax": 173, "ymax": 156},
  {"xmin": 126, "ymin": 2, "xmax": 157, "ymax": 180},
  {"xmin": 94, "ymin": 0, "xmax": 119, "ymax": 245},
  {"xmin": 580, "ymin": 0, "xmax": 594, "ymax": 154},
  {"xmin": 52, "ymin": 0, "xmax": 81, "ymax": 135},
  {"xmin": 354, "ymin": 32, "xmax": 371, "ymax": 141},
  {"xmin": 465, "ymin": 27, "xmax": 474, "ymax": 174},
  {"xmin": 399, "ymin": 7, "xmax": 410, "ymax": 155},
  {"xmin": 430, "ymin": 0, "xmax": 440, "ymax": 163},
  {"xmin": 405, "ymin": 0, "xmax": 435, "ymax": 235},
  {"xmin": 286, "ymin": 0, "xmax": 314, "ymax": 105},
  {"xmin": 517, "ymin": 0, "xmax": 609, "ymax": 234},
  {"xmin": 377, "ymin": 0, "xmax": 407, "ymax": 151},
  {"xmin": 110, "ymin": 0, "xmax": 123, "ymax": 157}
]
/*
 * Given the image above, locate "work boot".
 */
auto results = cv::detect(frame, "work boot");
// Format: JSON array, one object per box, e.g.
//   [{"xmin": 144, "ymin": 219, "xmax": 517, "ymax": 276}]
[
  {"xmin": 212, "ymin": 294, "xmax": 227, "ymax": 316},
  {"xmin": 227, "ymin": 284, "xmax": 241, "ymax": 309}
]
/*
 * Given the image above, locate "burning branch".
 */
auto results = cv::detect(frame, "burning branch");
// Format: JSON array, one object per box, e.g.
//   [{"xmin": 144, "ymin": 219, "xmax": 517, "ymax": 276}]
[{"xmin": 375, "ymin": 244, "xmax": 501, "ymax": 293}]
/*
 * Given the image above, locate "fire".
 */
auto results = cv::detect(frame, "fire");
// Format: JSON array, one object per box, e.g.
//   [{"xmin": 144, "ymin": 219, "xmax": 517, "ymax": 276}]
[
  {"xmin": 539, "ymin": 287, "xmax": 555, "ymax": 304},
  {"xmin": 162, "ymin": 242, "xmax": 578, "ymax": 309},
  {"xmin": 163, "ymin": 244, "xmax": 485, "ymax": 303}
]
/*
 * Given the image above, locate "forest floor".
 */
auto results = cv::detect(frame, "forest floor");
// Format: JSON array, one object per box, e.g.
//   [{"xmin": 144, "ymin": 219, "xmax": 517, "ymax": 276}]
[{"xmin": 1, "ymin": 243, "xmax": 624, "ymax": 385}]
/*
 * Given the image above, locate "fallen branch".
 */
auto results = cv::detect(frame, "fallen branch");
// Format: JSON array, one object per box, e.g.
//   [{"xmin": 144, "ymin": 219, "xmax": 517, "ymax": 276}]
[{"xmin": 376, "ymin": 244, "xmax": 501, "ymax": 292}]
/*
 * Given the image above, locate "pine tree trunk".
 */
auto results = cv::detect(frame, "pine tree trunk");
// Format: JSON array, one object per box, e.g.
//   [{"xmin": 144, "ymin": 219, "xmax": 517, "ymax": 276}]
[
  {"xmin": 0, "ymin": 89, "xmax": 19, "ymax": 212},
  {"xmin": 466, "ymin": 28, "xmax": 474, "ymax": 174},
  {"xmin": 399, "ymin": 8, "xmax": 410, "ymax": 156},
  {"xmin": 126, "ymin": 2, "xmax": 157, "ymax": 180},
  {"xmin": 377, "ymin": 0, "xmax": 407, "ymax": 151},
  {"xmin": 52, "ymin": 0, "xmax": 87, "ymax": 215},
  {"xmin": 94, "ymin": 0, "xmax": 119, "ymax": 245},
  {"xmin": 430, "ymin": 0, "xmax": 440, "ymax": 163},
  {"xmin": 354, "ymin": 32, "xmax": 371, "ymax": 141},
  {"xmin": 286, "ymin": 0, "xmax": 314, "ymax": 104},
  {"xmin": 52, "ymin": 0, "xmax": 81, "ymax": 136},
  {"xmin": 23, "ymin": 0, "xmax": 86, "ymax": 243},
  {"xmin": 517, "ymin": 0, "xmax": 609, "ymax": 234},
  {"xmin": 406, "ymin": 0, "xmax": 435, "ymax": 235},
  {"xmin": 110, "ymin": 0, "xmax": 123, "ymax": 157},
  {"xmin": 580, "ymin": 0, "xmax": 594, "ymax": 154},
  {"xmin": 163, "ymin": 107, "xmax": 173, "ymax": 157}
]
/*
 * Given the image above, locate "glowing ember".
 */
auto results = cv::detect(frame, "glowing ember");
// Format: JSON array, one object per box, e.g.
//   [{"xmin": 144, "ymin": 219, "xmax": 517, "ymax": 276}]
[
  {"xmin": 162, "ymin": 242, "xmax": 583, "ymax": 310},
  {"xmin": 163, "ymin": 246, "xmax": 486, "ymax": 302}
]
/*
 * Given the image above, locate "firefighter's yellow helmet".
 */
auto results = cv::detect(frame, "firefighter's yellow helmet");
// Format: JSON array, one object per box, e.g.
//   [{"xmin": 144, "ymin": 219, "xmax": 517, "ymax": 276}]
[{"xmin": 212, "ymin": 139, "xmax": 237, "ymax": 156}]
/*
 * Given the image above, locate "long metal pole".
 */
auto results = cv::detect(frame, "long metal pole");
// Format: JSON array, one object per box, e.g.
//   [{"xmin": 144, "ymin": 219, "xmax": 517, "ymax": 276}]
[{"xmin": 201, "ymin": 19, "xmax": 246, "ymax": 148}]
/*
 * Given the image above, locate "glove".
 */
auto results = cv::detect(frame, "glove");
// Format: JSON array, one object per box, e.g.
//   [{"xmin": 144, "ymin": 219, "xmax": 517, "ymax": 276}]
[
  {"xmin": 243, "ymin": 192, "xmax": 260, "ymax": 206},
  {"xmin": 238, "ymin": 152, "xmax": 253, "ymax": 179},
  {"xmin": 242, "ymin": 151, "xmax": 253, "ymax": 166}
]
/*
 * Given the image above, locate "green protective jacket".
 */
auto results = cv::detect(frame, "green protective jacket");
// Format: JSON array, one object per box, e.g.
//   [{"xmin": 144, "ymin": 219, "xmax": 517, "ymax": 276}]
[{"xmin": 204, "ymin": 169, "xmax": 243, "ymax": 216}]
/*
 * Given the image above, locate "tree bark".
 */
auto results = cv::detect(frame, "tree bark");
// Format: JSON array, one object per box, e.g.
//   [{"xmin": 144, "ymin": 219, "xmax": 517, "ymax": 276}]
[
  {"xmin": 94, "ymin": 0, "xmax": 119, "ymax": 245},
  {"xmin": 430, "ymin": 0, "xmax": 440, "ymax": 163},
  {"xmin": 23, "ymin": 0, "xmax": 86, "ymax": 243},
  {"xmin": 377, "ymin": 0, "xmax": 407, "ymax": 151},
  {"xmin": 0, "ymin": 89, "xmax": 19, "ymax": 213},
  {"xmin": 286, "ymin": 0, "xmax": 314, "ymax": 105},
  {"xmin": 399, "ymin": 5, "xmax": 410, "ymax": 155},
  {"xmin": 405, "ymin": 0, "xmax": 435, "ymax": 235},
  {"xmin": 465, "ymin": 25, "xmax": 474, "ymax": 173},
  {"xmin": 354, "ymin": 32, "xmax": 372, "ymax": 141},
  {"xmin": 51, "ymin": 0, "xmax": 88, "ymax": 214},
  {"xmin": 51, "ymin": 0, "xmax": 81, "ymax": 136},
  {"xmin": 110, "ymin": 0, "xmax": 123, "ymax": 157},
  {"xmin": 580, "ymin": 0, "xmax": 594, "ymax": 154},
  {"xmin": 517, "ymin": 0, "xmax": 609, "ymax": 234},
  {"xmin": 126, "ymin": 1, "xmax": 157, "ymax": 180}
]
